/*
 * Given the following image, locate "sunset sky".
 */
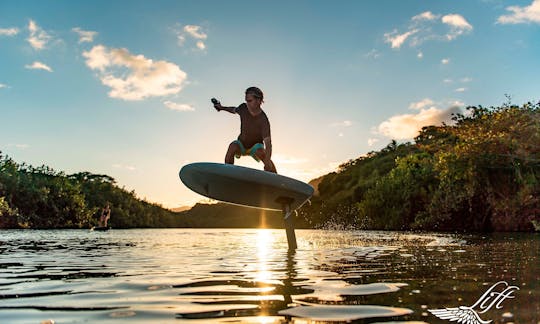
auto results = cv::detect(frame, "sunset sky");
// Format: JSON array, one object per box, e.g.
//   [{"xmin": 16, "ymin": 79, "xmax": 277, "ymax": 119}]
[{"xmin": 1, "ymin": 0, "xmax": 539, "ymax": 208}]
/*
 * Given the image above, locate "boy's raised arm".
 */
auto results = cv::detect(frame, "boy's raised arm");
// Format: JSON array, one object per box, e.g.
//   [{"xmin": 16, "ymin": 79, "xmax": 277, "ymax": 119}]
[
  {"xmin": 216, "ymin": 105, "xmax": 237, "ymax": 114},
  {"xmin": 212, "ymin": 98, "xmax": 237, "ymax": 114}
]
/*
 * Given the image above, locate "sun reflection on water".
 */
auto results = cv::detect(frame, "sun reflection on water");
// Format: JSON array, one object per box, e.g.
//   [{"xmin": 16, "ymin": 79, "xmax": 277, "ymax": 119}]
[{"xmin": 255, "ymin": 229, "xmax": 275, "ymax": 283}]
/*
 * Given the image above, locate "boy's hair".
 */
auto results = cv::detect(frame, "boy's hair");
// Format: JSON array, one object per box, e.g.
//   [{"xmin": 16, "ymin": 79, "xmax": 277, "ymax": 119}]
[{"xmin": 245, "ymin": 87, "xmax": 264, "ymax": 101}]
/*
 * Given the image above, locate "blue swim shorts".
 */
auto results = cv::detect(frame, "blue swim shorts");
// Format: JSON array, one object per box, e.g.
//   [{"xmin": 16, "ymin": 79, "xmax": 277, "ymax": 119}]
[{"xmin": 233, "ymin": 140, "xmax": 264, "ymax": 162}]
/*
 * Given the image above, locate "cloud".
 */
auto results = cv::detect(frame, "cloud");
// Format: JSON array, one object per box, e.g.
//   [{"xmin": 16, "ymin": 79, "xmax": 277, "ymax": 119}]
[
  {"xmin": 177, "ymin": 24, "xmax": 208, "ymax": 50},
  {"xmin": 442, "ymin": 14, "xmax": 473, "ymax": 40},
  {"xmin": 441, "ymin": 58, "xmax": 450, "ymax": 64},
  {"xmin": 27, "ymin": 20, "xmax": 51, "ymax": 50},
  {"xmin": 384, "ymin": 29, "xmax": 419, "ymax": 49},
  {"xmin": 443, "ymin": 78, "xmax": 453, "ymax": 83},
  {"xmin": 412, "ymin": 11, "xmax": 440, "ymax": 21},
  {"xmin": 409, "ymin": 98, "xmax": 435, "ymax": 110},
  {"xmin": 455, "ymin": 87, "xmax": 467, "ymax": 92},
  {"xmin": 82, "ymin": 45, "xmax": 188, "ymax": 101},
  {"xmin": 498, "ymin": 0, "xmax": 540, "ymax": 24},
  {"xmin": 368, "ymin": 138, "xmax": 380, "ymax": 146},
  {"xmin": 196, "ymin": 40, "xmax": 206, "ymax": 50},
  {"xmin": 417, "ymin": 51, "xmax": 423, "ymax": 59},
  {"xmin": 163, "ymin": 100, "xmax": 195, "ymax": 111},
  {"xmin": 72, "ymin": 27, "xmax": 97, "ymax": 43},
  {"xmin": 0, "ymin": 27, "xmax": 19, "ymax": 36},
  {"xmin": 461, "ymin": 77, "xmax": 473, "ymax": 82},
  {"xmin": 0, "ymin": 83, "xmax": 8, "ymax": 89},
  {"xmin": 25, "ymin": 61, "xmax": 53, "ymax": 72},
  {"xmin": 184, "ymin": 25, "xmax": 207, "ymax": 40},
  {"xmin": 330, "ymin": 120, "xmax": 353, "ymax": 127},
  {"xmin": 385, "ymin": 11, "xmax": 473, "ymax": 49},
  {"xmin": 377, "ymin": 103, "xmax": 463, "ymax": 140}
]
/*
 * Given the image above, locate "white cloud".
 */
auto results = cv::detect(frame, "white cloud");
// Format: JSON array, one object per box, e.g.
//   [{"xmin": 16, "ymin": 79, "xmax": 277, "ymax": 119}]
[
  {"xmin": 0, "ymin": 83, "xmax": 8, "ymax": 89},
  {"xmin": 184, "ymin": 25, "xmax": 207, "ymax": 40},
  {"xmin": 385, "ymin": 11, "xmax": 473, "ymax": 48},
  {"xmin": 417, "ymin": 51, "xmax": 424, "ymax": 59},
  {"xmin": 163, "ymin": 100, "xmax": 195, "ymax": 111},
  {"xmin": 27, "ymin": 20, "xmax": 51, "ymax": 50},
  {"xmin": 338, "ymin": 132, "xmax": 344, "ymax": 137},
  {"xmin": 442, "ymin": 14, "xmax": 473, "ymax": 40},
  {"xmin": 384, "ymin": 29, "xmax": 419, "ymax": 49},
  {"xmin": 25, "ymin": 61, "xmax": 53, "ymax": 72},
  {"xmin": 196, "ymin": 40, "xmax": 206, "ymax": 50},
  {"xmin": 443, "ymin": 78, "xmax": 453, "ymax": 83},
  {"xmin": 442, "ymin": 14, "xmax": 473, "ymax": 29},
  {"xmin": 412, "ymin": 11, "xmax": 440, "ymax": 21},
  {"xmin": 368, "ymin": 138, "xmax": 380, "ymax": 146},
  {"xmin": 498, "ymin": 0, "xmax": 540, "ymax": 24},
  {"xmin": 461, "ymin": 77, "xmax": 473, "ymax": 82},
  {"xmin": 0, "ymin": 27, "xmax": 19, "ymax": 36},
  {"xmin": 330, "ymin": 120, "xmax": 353, "ymax": 127},
  {"xmin": 455, "ymin": 87, "xmax": 467, "ymax": 92},
  {"xmin": 82, "ymin": 45, "xmax": 188, "ymax": 101},
  {"xmin": 409, "ymin": 98, "xmax": 435, "ymax": 110},
  {"xmin": 441, "ymin": 58, "xmax": 450, "ymax": 64},
  {"xmin": 177, "ymin": 24, "xmax": 208, "ymax": 50},
  {"xmin": 377, "ymin": 104, "xmax": 463, "ymax": 140},
  {"xmin": 72, "ymin": 27, "xmax": 97, "ymax": 43},
  {"xmin": 451, "ymin": 100, "xmax": 465, "ymax": 107}
]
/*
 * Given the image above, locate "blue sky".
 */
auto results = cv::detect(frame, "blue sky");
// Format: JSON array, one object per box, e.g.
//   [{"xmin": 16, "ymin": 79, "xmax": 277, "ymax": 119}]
[{"xmin": 1, "ymin": 0, "xmax": 539, "ymax": 208}]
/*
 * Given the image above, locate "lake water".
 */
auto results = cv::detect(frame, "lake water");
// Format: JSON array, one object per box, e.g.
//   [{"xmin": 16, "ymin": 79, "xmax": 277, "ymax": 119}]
[{"xmin": 0, "ymin": 229, "xmax": 538, "ymax": 323}]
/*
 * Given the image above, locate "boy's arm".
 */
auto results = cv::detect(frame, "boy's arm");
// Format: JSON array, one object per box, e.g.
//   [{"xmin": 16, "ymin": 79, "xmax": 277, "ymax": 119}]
[
  {"xmin": 263, "ymin": 137, "xmax": 272, "ymax": 159},
  {"xmin": 214, "ymin": 103, "xmax": 237, "ymax": 114}
]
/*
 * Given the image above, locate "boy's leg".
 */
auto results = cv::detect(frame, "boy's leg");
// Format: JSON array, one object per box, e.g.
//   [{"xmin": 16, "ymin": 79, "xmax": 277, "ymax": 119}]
[
  {"xmin": 225, "ymin": 141, "xmax": 241, "ymax": 164},
  {"xmin": 254, "ymin": 148, "xmax": 277, "ymax": 173}
]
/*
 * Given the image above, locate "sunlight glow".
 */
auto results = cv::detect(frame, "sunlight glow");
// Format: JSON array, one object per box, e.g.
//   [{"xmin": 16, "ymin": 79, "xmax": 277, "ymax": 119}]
[{"xmin": 255, "ymin": 229, "xmax": 275, "ymax": 282}]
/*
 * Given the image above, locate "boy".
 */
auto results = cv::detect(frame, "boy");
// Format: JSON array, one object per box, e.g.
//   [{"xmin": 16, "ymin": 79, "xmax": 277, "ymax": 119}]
[{"xmin": 212, "ymin": 87, "xmax": 277, "ymax": 173}]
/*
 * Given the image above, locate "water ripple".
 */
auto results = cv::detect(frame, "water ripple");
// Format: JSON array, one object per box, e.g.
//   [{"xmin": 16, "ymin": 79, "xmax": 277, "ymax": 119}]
[{"xmin": 0, "ymin": 229, "xmax": 537, "ymax": 323}]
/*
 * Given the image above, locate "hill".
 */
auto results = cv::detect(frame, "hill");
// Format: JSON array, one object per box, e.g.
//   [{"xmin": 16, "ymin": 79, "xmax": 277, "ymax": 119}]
[{"xmin": 297, "ymin": 102, "xmax": 539, "ymax": 232}]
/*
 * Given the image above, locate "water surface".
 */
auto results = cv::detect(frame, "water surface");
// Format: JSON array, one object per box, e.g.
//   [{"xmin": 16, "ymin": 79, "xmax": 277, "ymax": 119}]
[{"xmin": 0, "ymin": 229, "xmax": 538, "ymax": 323}]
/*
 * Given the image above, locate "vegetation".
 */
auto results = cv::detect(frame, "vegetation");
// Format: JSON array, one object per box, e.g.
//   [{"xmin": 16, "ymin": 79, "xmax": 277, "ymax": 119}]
[
  {"xmin": 1, "ymin": 102, "xmax": 538, "ymax": 231},
  {"xmin": 0, "ymin": 157, "xmax": 182, "ymax": 229},
  {"xmin": 298, "ymin": 102, "xmax": 539, "ymax": 232},
  {"xmin": 176, "ymin": 203, "xmax": 286, "ymax": 228},
  {"xmin": 0, "ymin": 155, "xmax": 288, "ymax": 229}
]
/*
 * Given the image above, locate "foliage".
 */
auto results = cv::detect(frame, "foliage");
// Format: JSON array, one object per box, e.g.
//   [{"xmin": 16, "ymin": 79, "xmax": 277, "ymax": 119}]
[
  {"xmin": 177, "ymin": 203, "xmax": 286, "ymax": 228},
  {"xmin": 0, "ymin": 153, "xmax": 183, "ymax": 229},
  {"xmin": 415, "ymin": 102, "xmax": 539, "ymax": 231},
  {"xmin": 299, "ymin": 102, "xmax": 540, "ymax": 232},
  {"xmin": 298, "ymin": 140, "xmax": 419, "ymax": 228}
]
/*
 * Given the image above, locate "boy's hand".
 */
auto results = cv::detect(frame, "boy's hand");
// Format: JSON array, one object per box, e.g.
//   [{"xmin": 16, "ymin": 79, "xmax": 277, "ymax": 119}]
[{"xmin": 211, "ymin": 98, "xmax": 221, "ymax": 111}]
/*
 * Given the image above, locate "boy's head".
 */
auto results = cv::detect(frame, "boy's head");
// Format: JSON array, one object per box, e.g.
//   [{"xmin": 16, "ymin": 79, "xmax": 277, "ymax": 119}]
[{"xmin": 245, "ymin": 87, "xmax": 264, "ymax": 109}]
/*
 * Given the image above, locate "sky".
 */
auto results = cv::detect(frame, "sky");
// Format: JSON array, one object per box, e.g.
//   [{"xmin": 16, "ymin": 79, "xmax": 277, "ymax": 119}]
[{"xmin": 1, "ymin": 0, "xmax": 539, "ymax": 208}]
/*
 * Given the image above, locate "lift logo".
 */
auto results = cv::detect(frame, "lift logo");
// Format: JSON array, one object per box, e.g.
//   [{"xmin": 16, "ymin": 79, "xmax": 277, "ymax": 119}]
[{"xmin": 429, "ymin": 281, "xmax": 519, "ymax": 324}]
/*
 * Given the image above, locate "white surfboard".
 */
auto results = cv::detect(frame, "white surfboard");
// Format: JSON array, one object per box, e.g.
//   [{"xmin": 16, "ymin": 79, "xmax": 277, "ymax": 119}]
[{"xmin": 179, "ymin": 162, "xmax": 314, "ymax": 211}]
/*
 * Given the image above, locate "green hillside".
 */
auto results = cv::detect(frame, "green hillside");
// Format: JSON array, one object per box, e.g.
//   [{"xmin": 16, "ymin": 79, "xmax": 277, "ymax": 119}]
[{"xmin": 298, "ymin": 102, "xmax": 539, "ymax": 232}]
